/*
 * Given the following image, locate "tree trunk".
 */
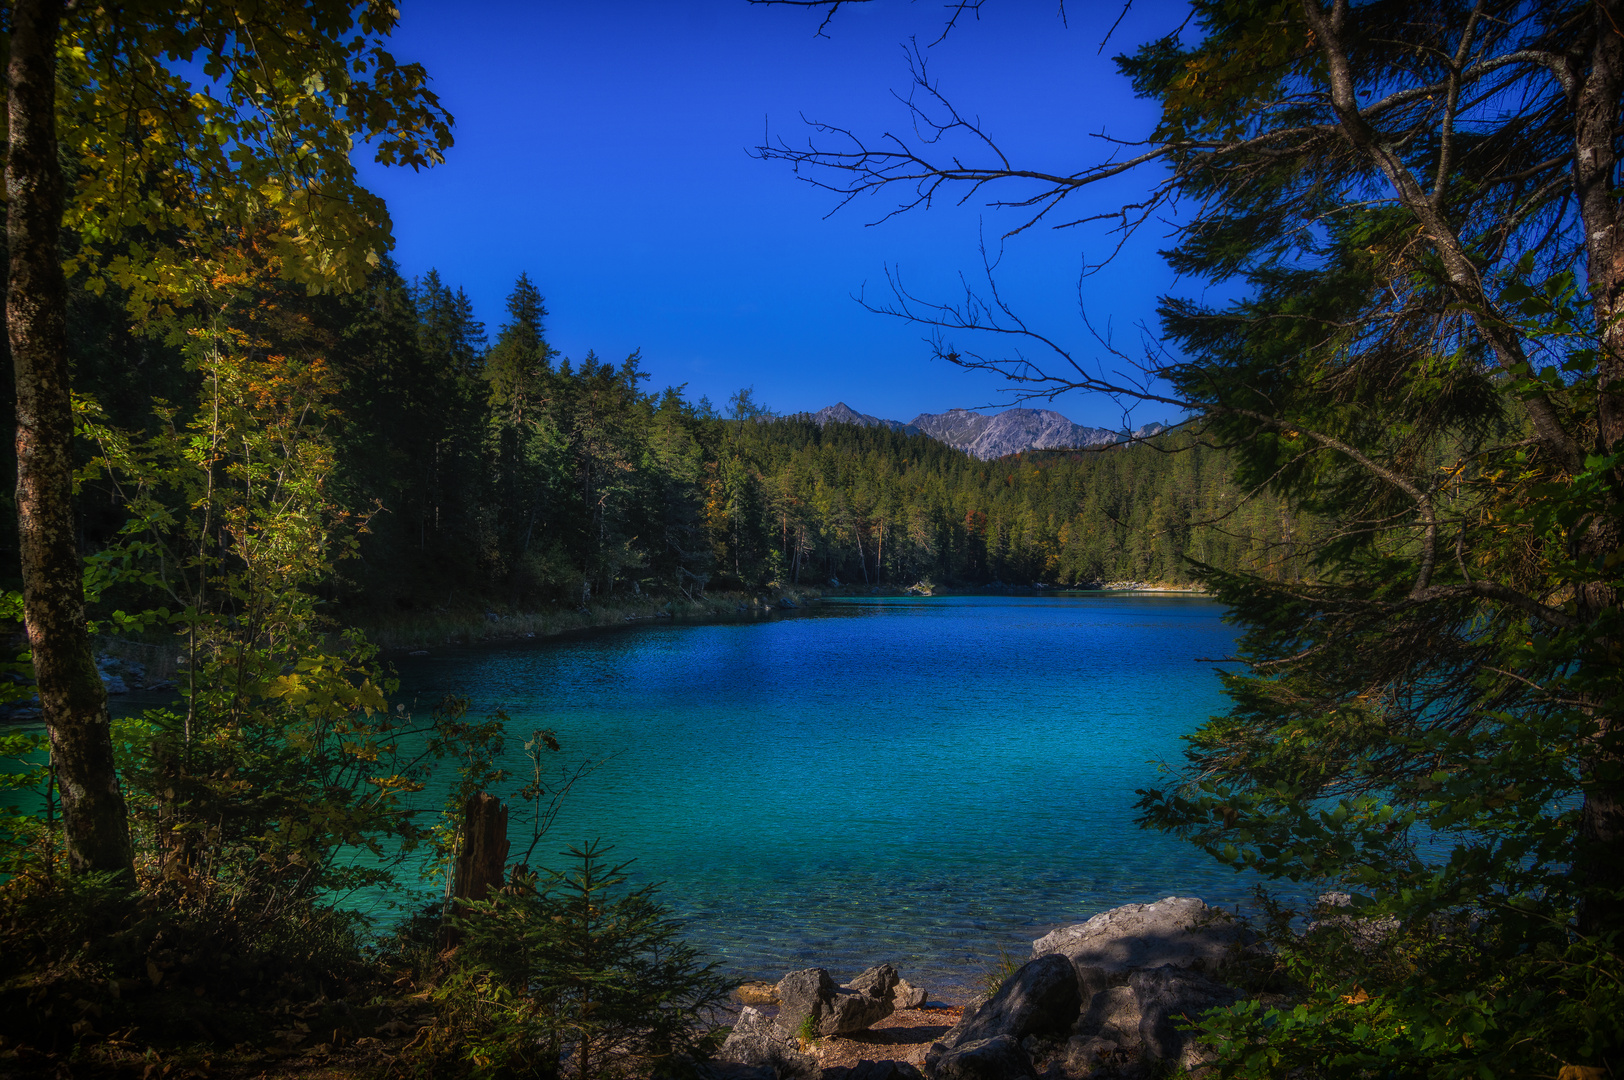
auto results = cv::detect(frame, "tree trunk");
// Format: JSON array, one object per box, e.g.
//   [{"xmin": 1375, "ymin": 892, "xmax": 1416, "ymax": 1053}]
[
  {"xmin": 1570, "ymin": 0, "xmax": 1624, "ymax": 937},
  {"xmin": 453, "ymin": 792, "xmax": 510, "ymax": 906},
  {"xmin": 440, "ymin": 792, "xmax": 509, "ymax": 947},
  {"xmin": 1305, "ymin": 0, "xmax": 1624, "ymax": 937},
  {"xmin": 7, "ymin": 0, "xmax": 134, "ymax": 881}
]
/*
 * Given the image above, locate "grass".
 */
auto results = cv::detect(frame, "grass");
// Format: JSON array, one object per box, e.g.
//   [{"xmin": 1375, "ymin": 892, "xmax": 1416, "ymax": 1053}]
[{"xmin": 980, "ymin": 945, "xmax": 1023, "ymax": 1002}]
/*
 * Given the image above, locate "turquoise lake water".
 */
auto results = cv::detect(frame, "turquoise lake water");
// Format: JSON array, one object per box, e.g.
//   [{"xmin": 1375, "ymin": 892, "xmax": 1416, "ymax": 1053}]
[
  {"xmin": 382, "ymin": 593, "xmax": 1256, "ymax": 997},
  {"xmin": 0, "ymin": 593, "xmax": 1263, "ymax": 998}
]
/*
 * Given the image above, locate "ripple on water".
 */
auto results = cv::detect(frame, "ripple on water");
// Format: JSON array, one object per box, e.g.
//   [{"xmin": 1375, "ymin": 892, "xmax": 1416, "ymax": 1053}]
[{"xmin": 381, "ymin": 594, "xmax": 1263, "ymax": 1000}]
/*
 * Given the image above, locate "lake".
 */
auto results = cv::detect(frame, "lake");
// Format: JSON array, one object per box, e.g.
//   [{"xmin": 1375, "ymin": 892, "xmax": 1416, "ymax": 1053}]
[{"xmin": 383, "ymin": 593, "xmax": 1255, "ymax": 999}]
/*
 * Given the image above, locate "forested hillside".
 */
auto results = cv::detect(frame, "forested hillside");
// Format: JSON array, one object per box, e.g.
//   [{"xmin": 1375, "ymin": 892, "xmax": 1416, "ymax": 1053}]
[{"xmin": 4, "ymin": 267, "xmax": 1300, "ymax": 623}]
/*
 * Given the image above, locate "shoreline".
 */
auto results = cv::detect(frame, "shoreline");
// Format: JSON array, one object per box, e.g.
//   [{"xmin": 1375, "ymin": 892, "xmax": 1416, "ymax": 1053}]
[
  {"xmin": 353, "ymin": 580, "xmax": 1210, "ymax": 656},
  {"xmin": 0, "ymin": 583, "xmax": 1213, "ymax": 723},
  {"xmin": 352, "ymin": 587, "xmax": 827, "ymax": 654}
]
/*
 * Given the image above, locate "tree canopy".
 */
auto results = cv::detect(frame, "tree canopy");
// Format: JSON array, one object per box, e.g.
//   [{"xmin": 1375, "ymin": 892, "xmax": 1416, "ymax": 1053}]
[
  {"xmin": 4, "ymin": 0, "xmax": 452, "ymax": 877},
  {"xmin": 760, "ymin": 0, "xmax": 1624, "ymax": 1072}
]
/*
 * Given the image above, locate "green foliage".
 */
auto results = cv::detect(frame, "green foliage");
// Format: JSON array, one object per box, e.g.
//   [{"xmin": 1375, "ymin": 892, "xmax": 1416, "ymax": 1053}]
[
  {"xmin": 325, "ymin": 286, "xmax": 1296, "ymax": 609},
  {"xmin": 57, "ymin": 0, "xmax": 453, "ymax": 313},
  {"xmin": 0, "ymin": 729, "xmax": 53, "ymax": 875},
  {"xmin": 69, "ymin": 287, "xmax": 433, "ymax": 913},
  {"xmin": 431, "ymin": 843, "xmax": 729, "ymax": 1079},
  {"xmin": 53, "ymin": 257, "xmax": 1281, "ymax": 623},
  {"xmin": 795, "ymin": 1011, "xmax": 820, "ymax": 1047},
  {"xmin": 1190, "ymin": 896, "xmax": 1624, "ymax": 1079},
  {"xmin": 1110, "ymin": 2, "xmax": 1624, "ymax": 1076},
  {"xmin": 979, "ymin": 945, "xmax": 1022, "ymax": 1002}
]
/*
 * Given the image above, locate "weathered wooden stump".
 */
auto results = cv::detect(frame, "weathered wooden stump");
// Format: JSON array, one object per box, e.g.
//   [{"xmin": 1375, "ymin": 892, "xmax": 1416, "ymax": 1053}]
[
  {"xmin": 441, "ymin": 791, "xmax": 510, "ymax": 946},
  {"xmin": 454, "ymin": 792, "xmax": 510, "ymax": 904}
]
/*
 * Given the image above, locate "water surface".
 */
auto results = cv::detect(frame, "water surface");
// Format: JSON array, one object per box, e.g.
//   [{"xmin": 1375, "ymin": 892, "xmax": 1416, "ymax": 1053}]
[{"xmin": 386, "ymin": 594, "xmax": 1252, "ymax": 997}]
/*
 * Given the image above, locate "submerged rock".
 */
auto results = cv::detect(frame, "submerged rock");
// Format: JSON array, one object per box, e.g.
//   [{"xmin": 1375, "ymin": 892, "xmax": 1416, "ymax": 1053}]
[{"xmin": 733, "ymin": 979, "xmax": 778, "ymax": 1005}]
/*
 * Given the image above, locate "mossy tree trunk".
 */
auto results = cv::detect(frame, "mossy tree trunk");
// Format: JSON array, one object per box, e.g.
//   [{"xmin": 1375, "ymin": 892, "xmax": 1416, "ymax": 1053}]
[{"xmin": 6, "ymin": 0, "xmax": 133, "ymax": 880}]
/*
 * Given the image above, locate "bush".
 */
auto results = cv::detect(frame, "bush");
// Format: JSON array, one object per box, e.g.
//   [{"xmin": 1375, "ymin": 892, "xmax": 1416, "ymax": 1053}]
[{"xmin": 435, "ymin": 842, "xmax": 729, "ymax": 1079}]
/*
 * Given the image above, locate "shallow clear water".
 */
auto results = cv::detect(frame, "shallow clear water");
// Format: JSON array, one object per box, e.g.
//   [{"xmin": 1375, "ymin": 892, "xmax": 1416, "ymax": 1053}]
[{"xmin": 383, "ymin": 593, "xmax": 1256, "ymax": 998}]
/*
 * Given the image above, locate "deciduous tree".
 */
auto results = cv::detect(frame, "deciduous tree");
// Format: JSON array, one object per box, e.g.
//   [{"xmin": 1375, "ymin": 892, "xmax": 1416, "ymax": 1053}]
[{"xmin": 4, "ymin": 0, "xmax": 451, "ymax": 877}]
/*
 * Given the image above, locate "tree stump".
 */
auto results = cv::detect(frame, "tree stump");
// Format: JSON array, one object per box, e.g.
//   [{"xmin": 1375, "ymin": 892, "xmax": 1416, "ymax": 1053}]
[
  {"xmin": 441, "ymin": 792, "xmax": 509, "ymax": 946},
  {"xmin": 454, "ymin": 792, "xmax": 510, "ymax": 904}
]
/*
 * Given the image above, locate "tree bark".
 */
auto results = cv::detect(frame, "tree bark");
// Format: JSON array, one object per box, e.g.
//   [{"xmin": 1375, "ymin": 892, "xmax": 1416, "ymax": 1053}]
[
  {"xmin": 441, "ymin": 792, "xmax": 509, "ymax": 946},
  {"xmin": 452, "ymin": 792, "xmax": 510, "ymax": 906},
  {"xmin": 1304, "ymin": 0, "xmax": 1624, "ymax": 934},
  {"xmin": 1300, "ymin": 0, "xmax": 1585, "ymax": 473},
  {"xmin": 1570, "ymin": 0, "xmax": 1624, "ymax": 936},
  {"xmin": 7, "ymin": 0, "xmax": 134, "ymax": 880}
]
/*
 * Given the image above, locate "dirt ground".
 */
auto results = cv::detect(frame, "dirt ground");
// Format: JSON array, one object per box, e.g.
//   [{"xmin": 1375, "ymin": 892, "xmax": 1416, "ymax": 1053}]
[{"xmin": 803, "ymin": 1005, "xmax": 963, "ymax": 1070}]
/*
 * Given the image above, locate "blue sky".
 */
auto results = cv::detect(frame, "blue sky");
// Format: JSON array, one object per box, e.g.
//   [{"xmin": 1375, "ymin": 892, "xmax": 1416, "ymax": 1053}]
[{"xmin": 359, "ymin": 0, "xmax": 1193, "ymax": 430}]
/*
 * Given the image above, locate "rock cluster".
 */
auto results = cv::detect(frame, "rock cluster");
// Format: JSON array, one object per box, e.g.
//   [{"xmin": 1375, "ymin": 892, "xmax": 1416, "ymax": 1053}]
[
  {"xmin": 927, "ymin": 897, "xmax": 1251, "ymax": 1079},
  {"xmin": 716, "ymin": 897, "xmax": 1258, "ymax": 1079},
  {"xmin": 718, "ymin": 964, "xmax": 929, "ymax": 1077},
  {"xmin": 2, "ymin": 653, "xmax": 181, "ymax": 721}
]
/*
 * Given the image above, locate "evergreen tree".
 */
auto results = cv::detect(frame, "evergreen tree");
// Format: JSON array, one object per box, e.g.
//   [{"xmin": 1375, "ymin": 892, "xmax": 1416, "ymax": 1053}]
[{"xmin": 484, "ymin": 274, "xmax": 562, "ymax": 581}]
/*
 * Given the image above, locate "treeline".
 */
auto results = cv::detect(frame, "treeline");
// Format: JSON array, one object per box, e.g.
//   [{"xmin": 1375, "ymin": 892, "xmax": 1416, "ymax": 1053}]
[
  {"xmin": 6, "ymin": 267, "xmax": 1305, "ymax": 618},
  {"xmin": 323, "ymin": 271, "xmax": 1309, "ymax": 606}
]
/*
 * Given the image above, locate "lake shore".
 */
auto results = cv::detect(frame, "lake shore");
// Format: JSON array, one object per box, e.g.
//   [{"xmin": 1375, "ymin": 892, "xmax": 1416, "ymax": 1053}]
[
  {"xmin": 352, "ymin": 586, "xmax": 827, "ymax": 653},
  {"xmin": 350, "ymin": 579, "xmax": 1206, "ymax": 655}
]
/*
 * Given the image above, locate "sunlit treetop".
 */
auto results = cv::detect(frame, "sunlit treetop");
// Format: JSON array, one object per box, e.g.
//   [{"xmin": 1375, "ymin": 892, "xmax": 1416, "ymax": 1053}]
[{"xmin": 24, "ymin": 0, "xmax": 455, "ymax": 320}]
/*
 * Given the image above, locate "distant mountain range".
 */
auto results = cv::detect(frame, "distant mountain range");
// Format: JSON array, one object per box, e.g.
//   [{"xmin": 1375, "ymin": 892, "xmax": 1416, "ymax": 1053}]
[{"xmin": 809, "ymin": 402, "xmax": 1168, "ymax": 460}]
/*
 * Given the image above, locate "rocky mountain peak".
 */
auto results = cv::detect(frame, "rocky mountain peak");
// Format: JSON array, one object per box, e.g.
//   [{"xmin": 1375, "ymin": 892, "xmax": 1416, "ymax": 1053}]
[{"xmin": 812, "ymin": 402, "xmax": 1172, "ymax": 460}]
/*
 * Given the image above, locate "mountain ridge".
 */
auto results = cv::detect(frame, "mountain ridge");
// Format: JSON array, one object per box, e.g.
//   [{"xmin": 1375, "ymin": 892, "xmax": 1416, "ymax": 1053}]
[{"xmin": 809, "ymin": 401, "xmax": 1167, "ymax": 460}]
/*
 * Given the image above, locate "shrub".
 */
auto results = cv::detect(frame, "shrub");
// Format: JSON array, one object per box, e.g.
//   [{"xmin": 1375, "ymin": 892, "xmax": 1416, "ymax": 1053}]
[{"xmin": 441, "ymin": 842, "xmax": 730, "ymax": 1079}]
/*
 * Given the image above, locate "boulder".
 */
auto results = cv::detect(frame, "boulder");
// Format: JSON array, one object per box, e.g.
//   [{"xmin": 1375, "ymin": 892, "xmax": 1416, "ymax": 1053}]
[
  {"xmin": 893, "ymin": 978, "xmax": 928, "ymax": 1009},
  {"xmin": 1031, "ymin": 897, "xmax": 1249, "ymax": 998},
  {"xmin": 927, "ymin": 955, "xmax": 1080, "ymax": 1071},
  {"xmin": 827, "ymin": 989, "xmax": 894, "ymax": 1035},
  {"xmin": 1307, "ymin": 892, "xmax": 1400, "ymax": 956},
  {"xmin": 777, "ymin": 968, "xmax": 840, "ymax": 1037},
  {"xmin": 718, "ymin": 1005, "xmax": 817, "ymax": 1077},
  {"xmin": 1128, "ymin": 965, "xmax": 1242, "ymax": 1069},
  {"xmin": 927, "ymin": 1035, "xmax": 1036, "ymax": 1080},
  {"xmin": 1059, "ymin": 1035, "xmax": 1125, "ymax": 1076},
  {"xmin": 1073, "ymin": 985, "xmax": 1141, "ymax": 1047},
  {"xmin": 846, "ymin": 964, "xmax": 900, "ymax": 1000},
  {"xmin": 777, "ymin": 966, "xmax": 897, "ymax": 1038},
  {"xmin": 822, "ymin": 1061, "xmax": 926, "ymax": 1080},
  {"xmin": 101, "ymin": 673, "xmax": 129, "ymax": 695}
]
